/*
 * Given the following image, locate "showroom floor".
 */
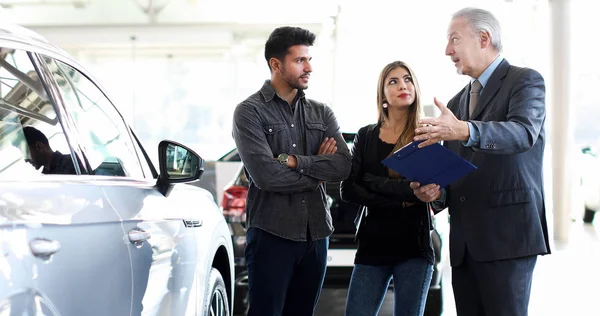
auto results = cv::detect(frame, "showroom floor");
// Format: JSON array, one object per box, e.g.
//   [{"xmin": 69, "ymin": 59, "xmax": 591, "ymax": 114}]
[{"xmin": 315, "ymin": 220, "xmax": 600, "ymax": 316}]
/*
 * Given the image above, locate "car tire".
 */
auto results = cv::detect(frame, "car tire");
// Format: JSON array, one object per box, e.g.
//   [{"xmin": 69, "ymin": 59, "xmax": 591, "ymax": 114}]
[
  {"xmin": 423, "ymin": 283, "xmax": 443, "ymax": 316},
  {"xmin": 583, "ymin": 208, "xmax": 596, "ymax": 224},
  {"xmin": 204, "ymin": 268, "xmax": 231, "ymax": 316}
]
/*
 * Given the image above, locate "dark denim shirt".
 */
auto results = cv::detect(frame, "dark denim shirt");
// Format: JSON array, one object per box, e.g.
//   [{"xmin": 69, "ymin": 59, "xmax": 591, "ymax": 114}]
[{"xmin": 232, "ymin": 80, "xmax": 351, "ymax": 241}]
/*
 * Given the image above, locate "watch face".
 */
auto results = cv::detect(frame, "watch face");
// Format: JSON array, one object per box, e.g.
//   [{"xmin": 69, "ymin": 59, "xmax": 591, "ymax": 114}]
[{"xmin": 278, "ymin": 153, "xmax": 289, "ymax": 165}]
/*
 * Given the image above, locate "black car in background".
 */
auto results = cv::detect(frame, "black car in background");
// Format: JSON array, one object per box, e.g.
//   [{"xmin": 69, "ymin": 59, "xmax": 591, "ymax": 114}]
[{"xmin": 217, "ymin": 133, "xmax": 446, "ymax": 316}]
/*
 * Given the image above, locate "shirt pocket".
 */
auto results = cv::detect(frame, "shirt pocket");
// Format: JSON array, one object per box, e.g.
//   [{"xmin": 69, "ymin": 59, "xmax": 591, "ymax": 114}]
[
  {"xmin": 305, "ymin": 121, "xmax": 328, "ymax": 154},
  {"xmin": 262, "ymin": 122, "xmax": 288, "ymax": 153}
]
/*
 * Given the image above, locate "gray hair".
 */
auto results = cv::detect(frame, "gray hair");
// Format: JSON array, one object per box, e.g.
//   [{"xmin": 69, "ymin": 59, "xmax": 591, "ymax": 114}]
[{"xmin": 452, "ymin": 7, "xmax": 502, "ymax": 52}]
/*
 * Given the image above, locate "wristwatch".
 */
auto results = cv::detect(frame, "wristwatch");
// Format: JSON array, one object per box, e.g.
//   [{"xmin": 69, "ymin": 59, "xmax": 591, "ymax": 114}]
[{"xmin": 277, "ymin": 153, "xmax": 289, "ymax": 166}]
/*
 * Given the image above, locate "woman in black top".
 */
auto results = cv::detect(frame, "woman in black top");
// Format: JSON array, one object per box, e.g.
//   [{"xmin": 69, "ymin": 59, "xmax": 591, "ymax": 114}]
[{"xmin": 340, "ymin": 61, "xmax": 444, "ymax": 316}]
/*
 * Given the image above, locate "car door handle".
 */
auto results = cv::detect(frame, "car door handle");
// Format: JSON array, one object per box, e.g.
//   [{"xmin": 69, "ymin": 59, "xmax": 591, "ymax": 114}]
[
  {"xmin": 183, "ymin": 220, "xmax": 203, "ymax": 228},
  {"xmin": 128, "ymin": 229, "xmax": 151, "ymax": 244},
  {"xmin": 29, "ymin": 238, "xmax": 61, "ymax": 259}
]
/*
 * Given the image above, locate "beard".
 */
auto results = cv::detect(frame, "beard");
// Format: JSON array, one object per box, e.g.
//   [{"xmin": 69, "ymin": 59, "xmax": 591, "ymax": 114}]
[{"xmin": 281, "ymin": 66, "xmax": 309, "ymax": 90}]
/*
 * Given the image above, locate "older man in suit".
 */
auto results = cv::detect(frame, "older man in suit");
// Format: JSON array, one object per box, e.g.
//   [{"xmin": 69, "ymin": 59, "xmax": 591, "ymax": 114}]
[{"xmin": 410, "ymin": 7, "xmax": 551, "ymax": 316}]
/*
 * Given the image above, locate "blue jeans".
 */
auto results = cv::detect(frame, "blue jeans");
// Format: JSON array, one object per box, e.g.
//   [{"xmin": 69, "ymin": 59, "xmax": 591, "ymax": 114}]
[
  {"xmin": 245, "ymin": 227, "xmax": 329, "ymax": 316},
  {"xmin": 345, "ymin": 258, "xmax": 433, "ymax": 316}
]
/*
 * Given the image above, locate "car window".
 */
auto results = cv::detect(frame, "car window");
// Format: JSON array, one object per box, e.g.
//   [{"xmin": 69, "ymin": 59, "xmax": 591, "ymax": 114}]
[
  {"xmin": 0, "ymin": 48, "xmax": 75, "ymax": 180},
  {"xmin": 44, "ymin": 57, "xmax": 144, "ymax": 178}
]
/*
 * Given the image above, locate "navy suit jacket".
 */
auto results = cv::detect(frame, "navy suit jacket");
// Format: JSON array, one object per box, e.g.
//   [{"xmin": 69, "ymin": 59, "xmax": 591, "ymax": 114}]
[{"xmin": 445, "ymin": 59, "xmax": 551, "ymax": 266}]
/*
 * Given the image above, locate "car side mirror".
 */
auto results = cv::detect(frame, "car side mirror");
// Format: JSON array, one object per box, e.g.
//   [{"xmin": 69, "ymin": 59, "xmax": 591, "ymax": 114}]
[{"xmin": 156, "ymin": 140, "xmax": 204, "ymax": 196}]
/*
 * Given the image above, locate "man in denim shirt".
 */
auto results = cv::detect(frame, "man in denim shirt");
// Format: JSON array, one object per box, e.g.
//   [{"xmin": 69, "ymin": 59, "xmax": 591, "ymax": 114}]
[{"xmin": 232, "ymin": 26, "xmax": 351, "ymax": 316}]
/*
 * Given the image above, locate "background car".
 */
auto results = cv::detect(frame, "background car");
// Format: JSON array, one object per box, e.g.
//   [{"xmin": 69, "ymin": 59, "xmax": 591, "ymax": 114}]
[
  {"xmin": 0, "ymin": 25, "xmax": 234, "ymax": 316},
  {"xmin": 216, "ymin": 133, "xmax": 447, "ymax": 316}
]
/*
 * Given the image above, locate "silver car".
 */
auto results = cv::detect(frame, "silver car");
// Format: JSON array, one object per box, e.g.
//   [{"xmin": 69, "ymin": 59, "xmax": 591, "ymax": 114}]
[{"xmin": 0, "ymin": 25, "xmax": 234, "ymax": 316}]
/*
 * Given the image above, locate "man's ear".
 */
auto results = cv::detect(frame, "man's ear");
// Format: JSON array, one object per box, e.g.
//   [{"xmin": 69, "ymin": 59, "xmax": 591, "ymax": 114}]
[
  {"xmin": 479, "ymin": 31, "xmax": 491, "ymax": 49},
  {"xmin": 35, "ymin": 141, "xmax": 45, "ymax": 152},
  {"xmin": 269, "ymin": 57, "xmax": 281, "ymax": 73}
]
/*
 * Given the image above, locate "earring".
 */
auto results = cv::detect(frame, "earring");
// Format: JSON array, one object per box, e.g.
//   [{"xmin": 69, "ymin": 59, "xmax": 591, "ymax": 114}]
[{"xmin": 382, "ymin": 102, "xmax": 388, "ymax": 109}]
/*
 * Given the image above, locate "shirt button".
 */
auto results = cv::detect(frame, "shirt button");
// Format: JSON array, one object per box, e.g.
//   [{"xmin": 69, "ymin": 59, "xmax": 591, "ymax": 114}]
[
  {"xmin": 268, "ymin": 128, "xmax": 273, "ymax": 132},
  {"xmin": 291, "ymin": 124, "xmax": 295, "ymax": 128},
  {"xmin": 300, "ymin": 169, "xmax": 304, "ymax": 173},
  {"xmin": 460, "ymin": 196, "xmax": 466, "ymax": 202},
  {"xmin": 292, "ymin": 144, "xmax": 297, "ymax": 147},
  {"xmin": 302, "ymin": 200, "xmax": 305, "ymax": 203}
]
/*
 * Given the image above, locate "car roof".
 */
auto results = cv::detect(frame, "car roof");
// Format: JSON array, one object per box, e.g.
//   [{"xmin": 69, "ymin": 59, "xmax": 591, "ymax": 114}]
[
  {"xmin": 0, "ymin": 24, "xmax": 91, "ymax": 77},
  {"xmin": 0, "ymin": 24, "xmax": 50, "ymax": 43},
  {"xmin": 0, "ymin": 23, "xmax": 117, "ymax": 108},
  {"xmin": 0, "ymin": 24, "xmax": 66, "ymax": 55}
]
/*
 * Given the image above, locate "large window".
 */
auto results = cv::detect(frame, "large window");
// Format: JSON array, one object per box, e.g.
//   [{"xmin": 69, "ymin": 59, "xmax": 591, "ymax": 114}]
[
  {"xmin": 0, "ymin": 48, "xmax": 73, "ymax": 180},
  {"xmin": 45, "ymin": 57, "xmax": 144, "ymax": 178}
]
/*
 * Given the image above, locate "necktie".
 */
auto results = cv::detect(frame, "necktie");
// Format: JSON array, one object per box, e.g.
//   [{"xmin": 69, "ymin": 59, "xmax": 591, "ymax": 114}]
[{"xmin": 469, "ymin": 80, "xmax": 482, "ymax": 118}]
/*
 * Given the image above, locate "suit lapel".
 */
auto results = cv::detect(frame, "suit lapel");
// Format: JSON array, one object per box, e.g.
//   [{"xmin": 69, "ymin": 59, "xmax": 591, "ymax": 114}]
[{"xmin": 471, "ymin": 59, "xmax": 510, "ymax": 120}]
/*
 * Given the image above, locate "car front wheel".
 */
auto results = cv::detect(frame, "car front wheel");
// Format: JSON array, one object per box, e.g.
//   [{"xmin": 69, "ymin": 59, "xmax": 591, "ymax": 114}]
[{"xmin": 204, "ymin": 268, "xmax": 230, "ymax": 316}]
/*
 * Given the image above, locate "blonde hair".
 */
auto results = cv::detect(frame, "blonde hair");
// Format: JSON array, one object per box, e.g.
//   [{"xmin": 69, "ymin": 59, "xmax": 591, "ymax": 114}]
[{"xmin": 376, "ymin": 61, "xmax": 423, "ymax": 177}]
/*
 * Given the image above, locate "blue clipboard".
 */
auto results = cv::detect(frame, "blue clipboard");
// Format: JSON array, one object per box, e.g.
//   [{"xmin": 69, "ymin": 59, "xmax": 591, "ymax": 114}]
[{"xmin": 381, "ymin": 140, "xmax": 477, "ymax": 188}]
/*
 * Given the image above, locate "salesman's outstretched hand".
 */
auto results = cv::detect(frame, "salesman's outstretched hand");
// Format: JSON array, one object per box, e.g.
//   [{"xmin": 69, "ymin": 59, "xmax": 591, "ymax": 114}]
[
  {"xmin": 410, "ymin": 182, "xmax": 442, "ymax": 203},
  {"xmin": 414, "ymin": 97, "xmax": 470, "ymax": 148}
]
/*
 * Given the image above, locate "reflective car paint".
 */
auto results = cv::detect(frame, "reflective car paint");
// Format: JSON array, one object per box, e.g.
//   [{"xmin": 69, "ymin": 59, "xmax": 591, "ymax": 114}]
[{"xmin": 0, "ymin": 25, "xmax": 234, "ymax": 316}]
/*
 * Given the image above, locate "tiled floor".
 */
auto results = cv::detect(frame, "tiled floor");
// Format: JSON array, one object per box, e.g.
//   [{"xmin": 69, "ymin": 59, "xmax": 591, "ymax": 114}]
[{"xmin": 315, "ymin": 220, "xmax": 600, "ymax": 315}]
